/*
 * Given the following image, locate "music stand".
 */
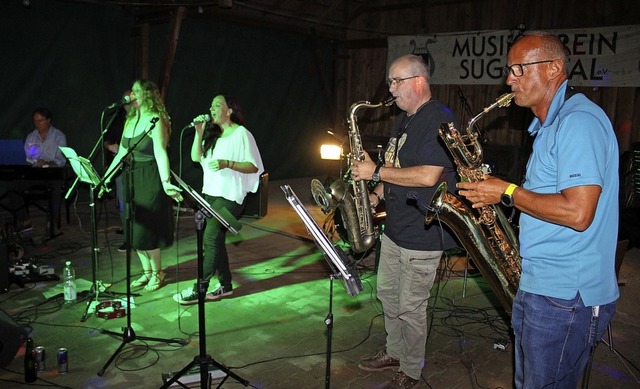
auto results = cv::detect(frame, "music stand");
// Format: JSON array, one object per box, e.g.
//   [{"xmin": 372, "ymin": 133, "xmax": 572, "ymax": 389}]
[
  {"xmin": 59, "ymin": 146, "xmax": 125, "ymax": 321},
  {"xmin": 160, "ymin": 170, "xmax": 248, "ymax": 389},
  {"xmin": 280, "ymin": 184, "xmax": 363, "ymax": 389}
]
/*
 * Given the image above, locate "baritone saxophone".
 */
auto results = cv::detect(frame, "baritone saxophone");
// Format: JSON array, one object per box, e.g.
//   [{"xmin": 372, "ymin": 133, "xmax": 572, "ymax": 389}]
[{"xmin": 425, "ymin": 92, "xmax": 521, "ymax": 314}]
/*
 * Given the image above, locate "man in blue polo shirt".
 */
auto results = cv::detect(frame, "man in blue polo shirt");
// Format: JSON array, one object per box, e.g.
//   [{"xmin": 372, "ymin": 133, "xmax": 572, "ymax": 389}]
[{"xmin": 457, "ymin": 31, "xmax": 619, "ymax": 388}]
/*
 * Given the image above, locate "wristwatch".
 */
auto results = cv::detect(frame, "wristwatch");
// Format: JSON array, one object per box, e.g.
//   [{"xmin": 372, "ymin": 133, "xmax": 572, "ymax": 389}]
[
  {"xmin": 500, "ymin": 183, "xmax": 518, "ymax": 207},
  {"xmin": 372, "ymin": 163, "xmax": 383, "ymax": 183}
]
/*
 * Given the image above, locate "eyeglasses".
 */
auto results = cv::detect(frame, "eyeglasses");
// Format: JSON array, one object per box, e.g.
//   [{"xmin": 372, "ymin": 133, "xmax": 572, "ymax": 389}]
[
  {"xmin": 502, "ymin": 59, "xmax": 558, "ymax": 77},
  {"xmin": 386, "ymin": 75, "xmax": 419, "ymax": 87}
]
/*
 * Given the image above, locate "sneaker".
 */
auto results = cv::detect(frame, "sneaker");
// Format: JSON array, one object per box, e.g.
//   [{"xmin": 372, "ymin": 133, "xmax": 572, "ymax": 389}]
[
  {"xmin": 205, "ymin": 286, "xmax": 233, "ymax": 301},
  {"xmin": 383, "ymin": 371, "xmax": 419, "ymax": 389},
  {"xmin": 117, "ymin": 243, "xmax": 127, "ymax": 252},
  {"xmin": 358, "ymin": 349, "xmax": 400, "ymax": 372},
  {"xmin": 173, "ymin": 288, "xmax": 198, "ymax": 305}
]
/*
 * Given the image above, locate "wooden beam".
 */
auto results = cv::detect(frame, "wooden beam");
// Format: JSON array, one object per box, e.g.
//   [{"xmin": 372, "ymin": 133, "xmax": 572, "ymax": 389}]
[
  {"xmin": 157, "ymin": 6, "xmax": 187, "ymax": 101},
  {"xmin": 343, "ymin": 38, "xmax": 387, "ymax": 49},
  {"xmin": 136, "ymin": 23, "xmax": 150, "ymax": 80}
]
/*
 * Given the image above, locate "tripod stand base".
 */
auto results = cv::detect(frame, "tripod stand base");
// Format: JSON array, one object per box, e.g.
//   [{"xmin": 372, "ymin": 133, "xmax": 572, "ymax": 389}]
[
  {"xmin": 160, "ymin": 354, "xmax": 249, "ymax": 389},
  {"xmin": 161, "ymin": 356, "xmax": 226, "ymax": 388},
  {"xmin": 97, "ymin": 326, "xmax": 187, "ymax": 376}
]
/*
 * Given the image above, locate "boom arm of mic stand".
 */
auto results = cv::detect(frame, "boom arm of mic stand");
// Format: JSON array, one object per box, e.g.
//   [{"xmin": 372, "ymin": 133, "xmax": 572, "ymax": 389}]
[
  {"xmin": 96, "ymin": 117, "xmax": 159, "ymax": 199},
  {"xmin": 65, "ymin": 109, "xmax": 120, "ymax": 200}
]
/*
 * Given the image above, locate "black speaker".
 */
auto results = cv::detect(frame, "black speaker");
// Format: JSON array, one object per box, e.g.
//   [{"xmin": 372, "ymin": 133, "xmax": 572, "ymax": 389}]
[
  {"xmin": 242, "ymin": 172, "xmax": 269, "ymax": 219},
  {"xmin": 0, "ymin": 242, "xmax": 9, "ymax": 293},
  {"xmin": 0, "ymin": 308, "xmax": 27, "ymax": 367}
]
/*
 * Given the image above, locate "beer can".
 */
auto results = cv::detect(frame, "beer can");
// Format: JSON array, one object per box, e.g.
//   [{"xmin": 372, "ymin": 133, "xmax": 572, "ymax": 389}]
[
  {"xmin": 57, "ymin": 348, "xmax": 68, "ymax": 374},
  {"xmin": 35, "ymin": 346, "xmax": 45, "ymax": 371}
]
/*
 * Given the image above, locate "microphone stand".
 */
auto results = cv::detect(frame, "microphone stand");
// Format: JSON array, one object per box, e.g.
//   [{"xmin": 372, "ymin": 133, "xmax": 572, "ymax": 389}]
[
  {"xmin": 97, "ymin": 117, "xmax": 184, "ymax": 377},
  {"xmin": 457, "ymin": 86, "xmax": 488, "ymax": 143},
  {"xmin": 160, "ymin": 171, "xmax": 249, "ymax": 389},
  {"xmin": 65, "ymin": 109, "xmax": 117, "ymax": 201}
]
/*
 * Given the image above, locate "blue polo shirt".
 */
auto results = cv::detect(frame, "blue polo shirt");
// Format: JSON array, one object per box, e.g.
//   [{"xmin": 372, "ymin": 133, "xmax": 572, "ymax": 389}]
[{"xmin": 519, "ymin": 80, "xmax": 619, "ymax": 307}]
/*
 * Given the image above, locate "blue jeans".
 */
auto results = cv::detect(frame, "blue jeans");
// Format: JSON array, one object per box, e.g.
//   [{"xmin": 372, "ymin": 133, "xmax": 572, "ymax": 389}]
[
  {"xmin": 200, "ymin": 195, "xmax": 243, "ymax": 291},
  {"xmin": 512, "ymin": 290, "xmax": 616, "ymax": 388}
]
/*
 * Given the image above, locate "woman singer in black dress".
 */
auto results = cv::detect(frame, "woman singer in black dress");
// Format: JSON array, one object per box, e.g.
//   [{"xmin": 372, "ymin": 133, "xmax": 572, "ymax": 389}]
[{"xmin": 103, "ymin": 79, "xmax": 183, "ymax": 292}]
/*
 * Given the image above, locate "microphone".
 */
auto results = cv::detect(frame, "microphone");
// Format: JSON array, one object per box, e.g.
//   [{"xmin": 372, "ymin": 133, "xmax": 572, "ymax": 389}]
[
  {"xmin": 106, "ymin": 95, "xmax": 134, "ymax": 110},
  {"xmin": 189, "ymin": 114, "xmax": 211, "ymax": 127}
]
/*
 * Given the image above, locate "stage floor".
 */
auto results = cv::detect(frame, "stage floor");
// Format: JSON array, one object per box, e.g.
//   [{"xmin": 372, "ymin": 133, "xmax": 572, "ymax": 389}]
[{"xmin": 1, "ymin": 177, "xmax": 639, "ymax": 388}]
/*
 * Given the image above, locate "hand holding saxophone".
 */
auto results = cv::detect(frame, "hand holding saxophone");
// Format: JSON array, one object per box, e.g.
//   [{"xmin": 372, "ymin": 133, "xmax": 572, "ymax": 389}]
[
  {"xmin": 350, "ymin": 151, "xmax": 376, "ymax": 181},
  {"xmin": 457, "ymin": 175, "xmax": 511, "ymax": 208}
]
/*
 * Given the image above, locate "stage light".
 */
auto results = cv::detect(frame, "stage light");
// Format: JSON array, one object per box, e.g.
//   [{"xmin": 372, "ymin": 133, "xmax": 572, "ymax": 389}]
[{"xmin": 320, "ymin": 144, "xmax": 341, "ymax": 160}]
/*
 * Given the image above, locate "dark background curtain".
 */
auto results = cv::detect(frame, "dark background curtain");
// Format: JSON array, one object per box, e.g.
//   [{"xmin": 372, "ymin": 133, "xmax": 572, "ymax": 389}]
[{"xmin": 0, "ymin": 2, "xmax": 336, "ymax": 193}]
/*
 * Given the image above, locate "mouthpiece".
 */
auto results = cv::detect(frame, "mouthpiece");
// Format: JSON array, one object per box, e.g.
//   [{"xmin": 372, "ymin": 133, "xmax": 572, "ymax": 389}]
[
  {"xmin": 496, "ymin": 92, "xmax": 515, "ymax": 108},
  {"xmin": 383, "ymin": 95, "xmax": 396, "ymax": 106}
]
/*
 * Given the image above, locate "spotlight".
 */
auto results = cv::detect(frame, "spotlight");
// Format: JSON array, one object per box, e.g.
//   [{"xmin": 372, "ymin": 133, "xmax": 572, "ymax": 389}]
[
  {"xmin": 320, "ymin": 144, "xmax": 342, "ymax": 160},
  {"xmin": 22, "ymin": 0, "xmax": 31, "ymax": 7}
]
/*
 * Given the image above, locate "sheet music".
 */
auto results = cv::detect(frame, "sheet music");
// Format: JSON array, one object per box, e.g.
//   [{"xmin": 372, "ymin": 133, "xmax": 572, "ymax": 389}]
[
  {"xmin": 170, "ymin": 171, "xmax": 241, "ymax": 235},
  {"xmin": 59, "ymin": 146, "xmax": 101, "ymax": 186},
  {"xmin": 281, "ymin": 184, "xmax": 363, "ymax": 296}
]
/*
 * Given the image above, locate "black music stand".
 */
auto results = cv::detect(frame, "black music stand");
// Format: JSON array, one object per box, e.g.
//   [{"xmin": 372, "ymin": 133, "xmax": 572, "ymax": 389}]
[
  {"xmin": 160, "ymin": 171, "xmax": 248, "ymax": 389},
  {"xmin": 59, "ymin": 146, "xmax": 126, "ymax": 322},
  {"xmin": 280, "ymin": 184, "xmax": 363, "ymax": 389}
]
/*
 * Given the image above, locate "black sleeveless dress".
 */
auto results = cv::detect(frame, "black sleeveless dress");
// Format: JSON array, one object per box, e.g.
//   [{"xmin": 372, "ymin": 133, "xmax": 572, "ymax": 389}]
[{"xmin": 122, "ymin": 131, "xmax": 174, "ymax": 250}]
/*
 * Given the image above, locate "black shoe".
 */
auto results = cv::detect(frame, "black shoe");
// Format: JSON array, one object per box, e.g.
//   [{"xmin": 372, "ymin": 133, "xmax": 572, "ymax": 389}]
[
  {"xmin": 205, "ymin": 286, "xmax": 233, "ymax": 301},
  {"xmin": 173, "ymin": 288, "xmax": 198, "ymax": 305}
]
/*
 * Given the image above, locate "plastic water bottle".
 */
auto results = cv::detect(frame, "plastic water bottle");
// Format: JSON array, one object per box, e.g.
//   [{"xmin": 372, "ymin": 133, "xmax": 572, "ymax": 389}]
[{"xmin": 63, "ymin": 261, "xmax": 77, "ymax": 304}]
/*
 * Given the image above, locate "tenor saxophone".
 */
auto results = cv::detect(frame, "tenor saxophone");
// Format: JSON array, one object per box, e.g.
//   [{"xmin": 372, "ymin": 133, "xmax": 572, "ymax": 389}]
[
  {"xmin": 311, "ymin": 97, "xmax": 393, "ymax": 253},
  {"xmin": 425, "ymin": 92, "xmax": 521, "ymax": 313}
]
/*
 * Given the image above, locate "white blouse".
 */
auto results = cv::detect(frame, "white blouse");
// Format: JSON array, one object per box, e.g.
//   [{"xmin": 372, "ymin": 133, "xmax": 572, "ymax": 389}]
[{"xmin": 200, "ymin": 125, "xmax": 264, "ymax": 204}]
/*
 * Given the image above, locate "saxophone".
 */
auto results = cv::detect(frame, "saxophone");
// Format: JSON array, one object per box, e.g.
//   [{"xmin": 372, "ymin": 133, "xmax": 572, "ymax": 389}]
[
  {"xmin": 311, "ymin": 98, "xmax": 393, "ymax": 253},
  {"xmin": 425, "ymin": 92, "xmax": 521, "ymax": 314}
]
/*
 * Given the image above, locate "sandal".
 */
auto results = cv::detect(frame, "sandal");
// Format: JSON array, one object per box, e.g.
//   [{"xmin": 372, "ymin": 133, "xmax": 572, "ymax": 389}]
[
  {"xmin": 130, "ymin": 271, "xmax": 151, "ymax": 288},
  {"xmin": 144, "ymin": 271, "xmax": 165, "ymax": 292}
]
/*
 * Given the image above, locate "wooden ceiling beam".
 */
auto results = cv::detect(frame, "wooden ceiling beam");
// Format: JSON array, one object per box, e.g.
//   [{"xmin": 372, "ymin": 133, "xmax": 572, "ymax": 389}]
[{"xmin": 157, "ymin": 6, "xmax": 187, "ymax": 101}]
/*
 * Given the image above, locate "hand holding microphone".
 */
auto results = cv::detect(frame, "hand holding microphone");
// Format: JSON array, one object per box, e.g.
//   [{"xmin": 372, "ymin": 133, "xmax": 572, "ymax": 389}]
[{"xmin": 190, "ymin": 114, "xmax": 211, "ymax": 128}]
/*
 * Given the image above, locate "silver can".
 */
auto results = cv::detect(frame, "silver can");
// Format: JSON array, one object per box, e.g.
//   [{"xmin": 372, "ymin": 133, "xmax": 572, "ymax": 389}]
[
  {"xmin": 57, "ymin": 348, "xmax": 68, "ymax": 374},
  {"xmin": 35, "ymin": 346, "xmax": 45, "ymax": 371}
]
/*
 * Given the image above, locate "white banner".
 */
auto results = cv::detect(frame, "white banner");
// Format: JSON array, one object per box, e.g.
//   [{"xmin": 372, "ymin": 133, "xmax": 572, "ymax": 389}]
[{"xmin": 387, "ymin": 25, "xmax": 640, "ymax": 87}]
